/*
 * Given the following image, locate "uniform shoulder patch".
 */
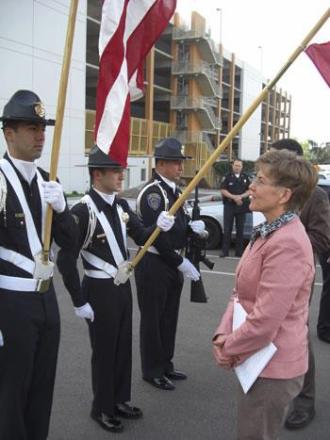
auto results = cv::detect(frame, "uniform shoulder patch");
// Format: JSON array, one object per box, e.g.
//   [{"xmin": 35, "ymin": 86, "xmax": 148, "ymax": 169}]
[{"xmin": 146, "ymin": 192, "xmax": 162, "ymax": 211}]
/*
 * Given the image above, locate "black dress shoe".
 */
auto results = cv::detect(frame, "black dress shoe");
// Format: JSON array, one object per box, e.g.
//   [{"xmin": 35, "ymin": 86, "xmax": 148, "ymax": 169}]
[
  {"xmin": 165, "ymin": 370, "xmax": 187, "ymax": 380},
  {"xmin": 143, "ymin": 376, "xmax": 175, "ymax": 390},
  {"xmin": 115, "ymin": 403, "xmax": 143, "ymax": 419},
  {"xmin": 285, "ymin": 408, "xmax": 315, "ymax": 430},
  {"xmin": 90, "ymin": 410, "xmax": 124, "ymax": 432},
  {"xmin": 219, "ymin": 251, "xmax": 228, "ymax": 258}
]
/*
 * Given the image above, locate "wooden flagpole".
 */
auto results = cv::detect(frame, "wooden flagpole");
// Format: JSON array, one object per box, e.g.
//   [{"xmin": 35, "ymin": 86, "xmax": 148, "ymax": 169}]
[
  {"xmin": 129, "ymin": 7, "xmax": 330, "ymax": 270},
  {"xmin": 42, "ymin": 0, "xmax": 79, "ymax": 263}
]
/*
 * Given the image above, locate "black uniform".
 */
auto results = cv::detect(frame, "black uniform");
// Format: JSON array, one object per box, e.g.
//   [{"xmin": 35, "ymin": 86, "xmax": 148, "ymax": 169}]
[
  {"xmin": 0, "ymin": 154, "xmax": 76, "ymax": 440},
  {"xmin": 57, "ymin": 189, "xmax": 158, "ymax": 416},
  {"xmin": 135, "ymin": 173, "xmax": 191, "ymax": 379},
  {"xmin": 220, "ymin": 172, "xmax": 250, "ymax": 257}
]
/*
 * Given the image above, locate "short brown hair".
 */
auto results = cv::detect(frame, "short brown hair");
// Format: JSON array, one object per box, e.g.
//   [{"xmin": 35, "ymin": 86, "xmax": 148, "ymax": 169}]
[{"xmin": 256, "ymin": 149, "xmax": 318, "ymax": 211}]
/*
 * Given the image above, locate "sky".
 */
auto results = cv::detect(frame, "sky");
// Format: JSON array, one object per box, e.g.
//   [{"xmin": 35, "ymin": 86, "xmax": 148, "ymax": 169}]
[{"xmin": 176, "ymin": 0, "xmax": 330, "ymax": 145}]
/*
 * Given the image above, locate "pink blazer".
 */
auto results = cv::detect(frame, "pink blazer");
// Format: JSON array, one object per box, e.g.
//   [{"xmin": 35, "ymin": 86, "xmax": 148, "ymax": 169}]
[{"xmin": 215, "ymin": 217, "xmax": 315, "ymax": 379}]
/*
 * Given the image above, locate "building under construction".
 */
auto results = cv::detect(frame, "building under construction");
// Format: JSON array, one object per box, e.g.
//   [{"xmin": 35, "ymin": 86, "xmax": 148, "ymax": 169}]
[{"xmin": 86, "ymin": 5, "xmax": 291, "ymax": 188}]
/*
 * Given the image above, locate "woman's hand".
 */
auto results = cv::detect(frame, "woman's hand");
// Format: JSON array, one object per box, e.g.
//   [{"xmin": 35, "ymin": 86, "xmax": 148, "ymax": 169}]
[{"xmin": 213, "ymin": 335, "xmax": 239, "ymax": 369}]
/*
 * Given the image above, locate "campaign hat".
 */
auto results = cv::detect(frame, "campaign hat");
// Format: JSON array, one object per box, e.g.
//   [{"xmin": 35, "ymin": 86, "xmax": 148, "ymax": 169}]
[
  {"xmin": 154, "ymin": 137, "xmax": 191, "ymax": 160},
  {"xmin": 0, "ymin": 90, "xmax": 55, "ymax": 126}
]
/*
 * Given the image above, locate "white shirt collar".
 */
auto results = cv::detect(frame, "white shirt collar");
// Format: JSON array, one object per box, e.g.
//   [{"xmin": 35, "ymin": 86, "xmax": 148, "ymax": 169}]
[
  {"xmin": 158, "ymin": 173, "xmax": 176, "ymax": 194},
  {"xmin": 8, "ymin": 151, "xmax": 37, "ymax": 184},
  {"xmin": 93, "ymin": 187, "xmax": 116, "ymax": 206}
]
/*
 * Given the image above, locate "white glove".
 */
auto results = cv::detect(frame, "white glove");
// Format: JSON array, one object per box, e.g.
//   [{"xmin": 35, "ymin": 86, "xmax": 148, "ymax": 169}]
[
  {"xmin": 114, "ymin": 261, "xmax": 133, "ymax": 286},
  {"xmin": 74, "ymin": 302, "xmax": 94, "ymax": 322},
  {"xmin": 0, "ymin": 330, "xmax": 4, "ymax": 347},
  {"xmin": 189, "ymin": 220, "xmax": 206, "ymax": 235},
  {"xmin": 177, "ymin": 257, "xmax": 200, "ymax": 281},
  {"xmin": 157, "ymin": 211, "xmax": 175, "ymax": 232},
  {"xmin": 43, "ymin": 181, "xmax": 66, "ymax": 213}
]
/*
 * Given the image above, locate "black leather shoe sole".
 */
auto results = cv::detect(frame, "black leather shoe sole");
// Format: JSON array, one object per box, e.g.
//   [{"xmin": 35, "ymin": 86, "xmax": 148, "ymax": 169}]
[
  {"xmin": 285, "ymin": 409, "xmax": 315, "ymax": 430},
  {"xmin": 90, "ymin": 411, "xmax": 124, "ymax": 432}
]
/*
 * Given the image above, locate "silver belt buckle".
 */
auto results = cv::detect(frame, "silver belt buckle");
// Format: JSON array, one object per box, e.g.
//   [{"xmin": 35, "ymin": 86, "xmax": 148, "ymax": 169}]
[{"xmin": 36, "ymin": 277, "xmax": 52, "ymax": 293}]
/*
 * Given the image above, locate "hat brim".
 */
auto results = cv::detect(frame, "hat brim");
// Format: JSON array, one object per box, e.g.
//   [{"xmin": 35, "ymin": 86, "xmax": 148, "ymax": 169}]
[
  {"xmin": 154, "ymin": 155, "xmax": 192, "ymax": 160},
  {"xmin": 75, "ymin": 163, "xmax": 126, "ymax": 169},
  {"xmin": 0, "ymin": 116, "xmax": 55, "ymax": 126}
]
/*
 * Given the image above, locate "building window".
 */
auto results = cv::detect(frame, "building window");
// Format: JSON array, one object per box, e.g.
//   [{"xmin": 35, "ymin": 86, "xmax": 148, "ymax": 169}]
[
  {"xmin": 176, "ymin": 112, "xmax": 187, "ymax": 130},
  {"xmin": 141, "ymin": 168, "xmax": 146, "ymax": 181}
]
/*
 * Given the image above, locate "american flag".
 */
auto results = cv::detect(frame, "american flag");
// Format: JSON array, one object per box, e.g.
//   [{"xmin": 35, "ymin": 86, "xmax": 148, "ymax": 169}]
[
  {"xmin": 305, "ymin": 41, "xmax": 330, "ymax": 88},
  {"xmin": 95, "ymin": 0, "xmax": 176, "ymax": 167}
]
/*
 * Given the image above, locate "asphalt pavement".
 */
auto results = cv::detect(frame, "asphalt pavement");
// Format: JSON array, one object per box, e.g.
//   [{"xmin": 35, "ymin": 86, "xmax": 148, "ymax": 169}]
[{"xmin": 49, "ymin": 245, "xmax": 330, "ymax": 440}]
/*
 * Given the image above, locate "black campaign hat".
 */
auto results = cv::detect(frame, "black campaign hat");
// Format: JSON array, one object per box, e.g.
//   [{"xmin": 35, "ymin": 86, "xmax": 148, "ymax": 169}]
[
  {"xmin": 88, "ymin": 145, "xmax": 124, "ymax": 168},
  {"xmin": 154, "ymin": 137, "xmax": 191, "ymax": 160},
  {"xmin": 0, "ymin": 90, "xmax": 55, "ymax": 126}
]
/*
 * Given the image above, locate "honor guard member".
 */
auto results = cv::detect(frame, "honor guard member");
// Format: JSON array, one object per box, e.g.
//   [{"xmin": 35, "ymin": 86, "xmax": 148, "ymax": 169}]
[
  {"xmin": 0, "ymin": 90, "xmax": 76, "ymax": 440},
  {"xmin": 57, "ymin": 145, "xmax": 174, "ymax": 433},
  {"xmin": 135, "ymin": 137, "xmax": 206, "ymax": 391},
  {"xmin": 219, "ymin": 159, "xmax": 251, "ymax": 258}
]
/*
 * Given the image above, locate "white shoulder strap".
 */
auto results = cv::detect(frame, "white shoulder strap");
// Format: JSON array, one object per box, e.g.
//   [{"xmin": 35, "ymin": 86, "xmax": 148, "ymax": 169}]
[
  {"xmin": 81, "ymin": 194, "xmax": 125, "ymax": 266},
  {"xmin": 136, "ymin": 179, "xmax": 169, "ymax": 218},
  {"xmin": 0, "ymin": 170, "xmax": 7, "ymax": 213},
  {"xmin": 0, "ymin": 159, "xmax": 43, "ymax": 257},
  {"xmin": 116, "ymin": 203, "xmax": 127, "ymax": 251}
]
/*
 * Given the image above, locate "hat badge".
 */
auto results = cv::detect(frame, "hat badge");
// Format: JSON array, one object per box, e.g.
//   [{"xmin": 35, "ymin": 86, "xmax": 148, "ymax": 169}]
[
  {"xmin": 34, "ymin": 102, "xmax": 45, "ymax": 118},
  {"xmin": 181, "ymin": 145, "xmax": 185, "ymax": 156}
]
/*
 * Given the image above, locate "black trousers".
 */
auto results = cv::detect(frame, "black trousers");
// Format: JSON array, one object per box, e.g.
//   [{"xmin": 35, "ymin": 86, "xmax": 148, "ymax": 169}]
[
  {"xmin": 0, "ymin": 285, "xmax": 60, "ymax": 440},
  {"xmin": 135, "ymin": 253, "xmax": 184, "ymax": 379},
  {"xmin": 222, "ymin": 204, "xmax": 246, "ymax": 256},
  {"xmin": 317, "ymin": 253, "xmax": 330, "ymax": 338},
  {"xmin": 83, "ymin": 277, "xmax": 132, "ymax": 416}
]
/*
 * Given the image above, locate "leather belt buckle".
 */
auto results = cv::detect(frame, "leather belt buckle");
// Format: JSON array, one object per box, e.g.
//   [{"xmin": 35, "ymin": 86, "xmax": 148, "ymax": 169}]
[{"xmin": 36, "ymin": 277, "xmax": 52, "ymax": 293}]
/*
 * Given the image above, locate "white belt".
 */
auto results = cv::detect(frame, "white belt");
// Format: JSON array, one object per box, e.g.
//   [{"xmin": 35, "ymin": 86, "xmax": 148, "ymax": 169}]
[
  {"xmin": 81, "ymin": 250, "xmax": 118, "ymax": 278},
  {"xmin": 0, "ymin": 274, "xmax": 52, "ymax": 293},
  {"xmin": 0, "ymin": 246, "xmax": 35, "ymax": 274},
  {"xmin": 146, "ymin": 246, "xmax": 182, "ymax": 255},
  {"xmin": 84, "ymin": 269, "xmax": 112, "ymax": 279}
]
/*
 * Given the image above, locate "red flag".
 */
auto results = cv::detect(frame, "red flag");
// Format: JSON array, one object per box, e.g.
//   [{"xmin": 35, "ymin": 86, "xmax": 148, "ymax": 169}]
[
  {"xmin": 95, "ymin": 0, "xmax": 177, "ymax": 167},
  {"xmin": 305, "ymin": 41, "xmax": 330, "ymax": 87}
]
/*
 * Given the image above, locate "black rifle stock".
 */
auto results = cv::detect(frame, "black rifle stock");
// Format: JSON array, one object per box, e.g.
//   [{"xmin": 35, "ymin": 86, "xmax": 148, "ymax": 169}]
[{"xmin": 186, "ymin": 184, "xmax": 214, "ymax": 303}]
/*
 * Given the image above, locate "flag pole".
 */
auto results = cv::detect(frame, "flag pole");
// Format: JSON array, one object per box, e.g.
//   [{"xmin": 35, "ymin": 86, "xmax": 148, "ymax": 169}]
[
  {"xmin": 42, "ymin": 0, "xmax": 79, "ymax": 263},
  {"xmin": 130, "ymin": 7, "xmax": 330, "ymax": 270}
]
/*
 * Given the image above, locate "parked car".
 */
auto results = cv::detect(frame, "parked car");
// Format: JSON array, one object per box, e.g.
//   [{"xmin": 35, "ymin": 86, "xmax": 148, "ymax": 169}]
[
  {"xmin": 318, "ymin": 178, "xmax": 330, "ymax": 202},
  {"xmin": 186, "ymin": 195, "xmax": 264, "ymax": 250}
]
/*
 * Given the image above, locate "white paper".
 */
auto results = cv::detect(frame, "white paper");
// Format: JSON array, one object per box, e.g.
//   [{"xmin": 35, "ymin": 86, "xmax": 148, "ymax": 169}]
[{"xmin": 233, "ymin": 301, "xmax": 277, "ymax": 393}]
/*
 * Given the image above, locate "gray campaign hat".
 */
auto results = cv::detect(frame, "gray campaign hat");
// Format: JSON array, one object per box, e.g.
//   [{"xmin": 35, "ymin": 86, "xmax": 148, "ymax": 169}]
[
  {"xmin": 88, "ymin": 145, "xmax": 124, "ymax": 168},
  {"xmin": 154, "ymin": 137, "xmax": 191, "ymax": 160},
  {"xmin": 0, "ymin": 90, "xmax": 55, "ymax": 126}
]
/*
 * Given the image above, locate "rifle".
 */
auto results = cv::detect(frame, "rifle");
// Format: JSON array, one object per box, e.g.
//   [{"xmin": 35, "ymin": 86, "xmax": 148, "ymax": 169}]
[{"xmin": 185, "ymin": 184, "xmax": 214, "ymax": 303}]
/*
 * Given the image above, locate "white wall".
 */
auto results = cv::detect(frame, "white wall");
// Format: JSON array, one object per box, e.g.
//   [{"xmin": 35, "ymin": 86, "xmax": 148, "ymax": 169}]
[
  {"xmin": 239, "ymin": 62, "xmax": 263, "ymax": 161},
  {"xmin": 126, "ymin": 156, "xmax": 149, "ymax": 189},
  {"xmin": 0, "ymin": 0, "xmax": 89, "ymax": 193}
]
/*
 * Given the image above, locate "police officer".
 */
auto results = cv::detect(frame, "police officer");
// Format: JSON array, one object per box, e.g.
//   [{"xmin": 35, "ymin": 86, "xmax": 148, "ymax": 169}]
[
  {"xmin": 219, "ymin": 159, "xmax": 250, "ymax": 258},
  {"xmin": 0, "ymin": 90, "xmax": 76, "ymax": 440},
  {"xmin": 57, "ymin": 145, "xmax": 174, "ymax": 433},
  {"xmin": 135, "ymin": 137, "xmax": 205, "ymax": 391}
]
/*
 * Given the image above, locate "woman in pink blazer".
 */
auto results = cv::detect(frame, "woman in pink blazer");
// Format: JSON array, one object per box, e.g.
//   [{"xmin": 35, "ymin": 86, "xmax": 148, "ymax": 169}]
[{"xmin": 213, "ymin": 149, "xmax": 317, "ymax": 440}]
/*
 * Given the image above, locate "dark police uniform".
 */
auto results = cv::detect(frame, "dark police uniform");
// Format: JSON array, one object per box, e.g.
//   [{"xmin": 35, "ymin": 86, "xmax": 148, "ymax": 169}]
[
  {"xmin": 0, "ymin": 91, "xmax": 76, "ymax": 440},
  {"xmin": 220, "ymin": 171, "xmax": 250, "ymax": 257},
  {"xmin": 135, "ymin": 138, "xmax": 191, "ymax": 383},
  {"xmin": 57, "ymin": 146, "xmax": 159, "ymax": 423}
]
